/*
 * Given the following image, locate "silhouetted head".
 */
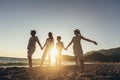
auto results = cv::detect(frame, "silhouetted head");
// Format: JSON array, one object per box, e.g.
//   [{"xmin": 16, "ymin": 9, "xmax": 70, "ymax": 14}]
[
  {"xmin": 31, "ymin": 30, "xmax": 36, "ymax": 36},
  {"xmin": 74, "ymin": 29, "xmax": 81, "ymax": 36},
  {"xmin": 57, "ymin": 36, "xmax": 61, "ymax": 41},
  {"xmin": 48, "ymin": 32, "xmax": 54, "ymax": 42}
]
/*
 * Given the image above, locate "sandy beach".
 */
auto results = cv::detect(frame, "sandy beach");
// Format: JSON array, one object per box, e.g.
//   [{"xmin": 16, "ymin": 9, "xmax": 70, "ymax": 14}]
[{"xmin": 0, "ymin": 64, "xmax": 120, "ymax": 80}]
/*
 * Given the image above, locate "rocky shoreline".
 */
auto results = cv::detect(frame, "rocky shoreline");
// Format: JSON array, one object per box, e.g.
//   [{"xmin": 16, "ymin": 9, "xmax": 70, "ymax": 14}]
[{"xmin": 0, "ymin": 64, "xmax": 120, "ymax": 80}]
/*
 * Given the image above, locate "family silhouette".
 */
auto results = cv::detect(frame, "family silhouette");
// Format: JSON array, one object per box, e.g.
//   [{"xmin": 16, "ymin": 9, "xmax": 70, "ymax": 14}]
[{"xmin": 27, "ymin": 29, "xmax": 98, "ymax": 72}]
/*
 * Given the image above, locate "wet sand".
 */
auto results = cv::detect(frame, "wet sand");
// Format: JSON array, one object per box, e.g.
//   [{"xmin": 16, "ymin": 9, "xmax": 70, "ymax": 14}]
[{"xmin": 0, "ymin": 64, "xmax": 120, "ymax": 80}]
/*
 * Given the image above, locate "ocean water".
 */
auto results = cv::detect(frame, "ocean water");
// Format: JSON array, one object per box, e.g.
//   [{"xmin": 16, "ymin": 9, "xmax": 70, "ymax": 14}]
[{"xmin": 0, "ymin": 57, "xmax": 76, "ymax": 68}]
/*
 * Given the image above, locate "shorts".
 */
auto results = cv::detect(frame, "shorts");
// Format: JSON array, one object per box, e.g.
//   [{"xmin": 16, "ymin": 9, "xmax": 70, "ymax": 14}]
[{"xmin": 27, "ymin": 47, "xmax": 35, "ymax": 57}]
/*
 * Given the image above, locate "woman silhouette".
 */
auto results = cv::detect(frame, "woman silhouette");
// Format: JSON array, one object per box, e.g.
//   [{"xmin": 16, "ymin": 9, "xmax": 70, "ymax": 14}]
[
  {"xmin": 40, "ymin": 32, "xmax": 54, "ymax": 66},
  {"xmin": 66, "ymin": 29, "xmax": 97, "ymax": 72}
]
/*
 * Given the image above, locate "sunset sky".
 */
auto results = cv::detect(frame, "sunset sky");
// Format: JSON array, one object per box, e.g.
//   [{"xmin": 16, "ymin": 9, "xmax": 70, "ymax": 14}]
[{"xmin": 0, "ymin": 0, "xmax": 120, "ymax": 58}]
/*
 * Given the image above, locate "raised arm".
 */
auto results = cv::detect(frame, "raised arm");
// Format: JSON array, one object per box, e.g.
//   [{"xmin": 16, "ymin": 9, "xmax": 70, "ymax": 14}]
[{"xmin": 81, "ymin": 36, "xmax": 97, "ymax": 45}]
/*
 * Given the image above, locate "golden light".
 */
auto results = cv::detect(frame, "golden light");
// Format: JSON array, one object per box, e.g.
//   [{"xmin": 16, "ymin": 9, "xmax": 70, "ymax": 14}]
[{"xmin": 50, "ymin": 48, "xmax": 58, "ymax": 65}]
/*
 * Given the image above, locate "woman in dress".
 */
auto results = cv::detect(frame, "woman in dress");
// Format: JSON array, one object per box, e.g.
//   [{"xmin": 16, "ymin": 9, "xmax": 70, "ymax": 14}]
[
  {"xmin": 40, "ymin": 32, "xmax": 54, "ymax": 66},
  {"xmin": 66, "ymin": 29, "xmax": 97, "ymax": 72}
]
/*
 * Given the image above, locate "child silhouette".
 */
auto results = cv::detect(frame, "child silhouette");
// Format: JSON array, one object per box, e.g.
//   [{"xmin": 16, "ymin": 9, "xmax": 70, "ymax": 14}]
[{"xmin": 56, "ymin": 36, "xmax": 66, "ymax": 66}]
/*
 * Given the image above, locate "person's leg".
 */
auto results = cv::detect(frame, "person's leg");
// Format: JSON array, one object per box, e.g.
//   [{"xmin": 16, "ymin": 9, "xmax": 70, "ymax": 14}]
[
  {"xmin": 59, "ymin": 53, "xmax": 61, "ymax": 66},
  {"xmin": 80, "ymin": 59, "xmax": 84, "ymax": 72},
  {"xmin": 76, "ymin": 54, "xmax": 84, "ymax": 72},
  {"xmin": 28, "ymin": 56, "xmax": 32, "ymax": 67},
  {"xmin": 77, "ymin": 56, "xmax": 81, "ymax": 67},
  {"xmin": 75, "ymin": 56, "xmax": 78, "ymax": 67},
  {"xmin": 40, "ymin": 49, "xmax": 48, "ymax": 66},
  {"xmin": 27, "ymin": 49, "xmax": 34, "ymax": 68},
  {"xmin": 28, "ymin": 53, "xmax": 33, "ymax": 68},
  {"xmin": 56, "ymin": 54, "xmax": 58, "ymax": 66},
  {"xmin": 48, "ymin": 52, "xmax": 51, "ymax": 66}
]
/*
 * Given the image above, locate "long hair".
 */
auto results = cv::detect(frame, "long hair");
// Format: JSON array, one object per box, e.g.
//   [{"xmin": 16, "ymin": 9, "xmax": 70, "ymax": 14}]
[{"xmin": 48, "ymin": 32, "xmax": 54, "ymax": 42}]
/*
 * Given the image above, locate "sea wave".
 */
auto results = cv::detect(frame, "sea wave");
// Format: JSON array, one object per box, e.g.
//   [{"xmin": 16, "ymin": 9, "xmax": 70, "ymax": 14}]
[
  {"xmin": 0, "ymin": 57, "xmax": 41, "ymax": 67},
  {"xmin": 0, "ymin": 57, "xmax": 76, "ymax": 67}
]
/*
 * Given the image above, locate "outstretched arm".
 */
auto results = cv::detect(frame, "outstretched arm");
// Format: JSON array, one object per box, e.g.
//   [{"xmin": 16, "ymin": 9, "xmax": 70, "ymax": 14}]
[
  {"xmin": 81, "ymin": 36, "xmax": 98, "ymax": 45},
  {"xmin": 66, "ymin": 39, "xmax": 73, "ymax": 49}
]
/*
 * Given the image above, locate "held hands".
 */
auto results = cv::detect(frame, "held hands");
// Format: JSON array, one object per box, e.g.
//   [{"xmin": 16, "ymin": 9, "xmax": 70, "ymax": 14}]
[
  {"xmin": 65, "ymin": 47, "xmax": 68, "ymax": 50},
  {"xmin": 40, "ymin": 47, "xmax": 43, "ymax": 50},
  {"xmin": 64, "ymin": 47, "xmax": 67, "ymax": 51},
  {"xmin": 65, "ymin": 48, "xmax": 67, "ymax": 50}
]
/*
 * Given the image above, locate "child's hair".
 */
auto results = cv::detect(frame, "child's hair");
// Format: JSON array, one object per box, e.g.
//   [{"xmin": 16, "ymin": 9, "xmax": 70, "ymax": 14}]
[
  {"xmin": 48, "ymin": 32, "xmax": 54, "ymax": 42},
  {"xmin": 31, "ymin": 30, "xmax": 36, "ymax": 35},
  {"xmin": 57, "ymin": 36, "xmax": 61, "ymax": 41},
  {"xmin": 74, "ymin": 29, "xmax": 81, "ymax": 36}
]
